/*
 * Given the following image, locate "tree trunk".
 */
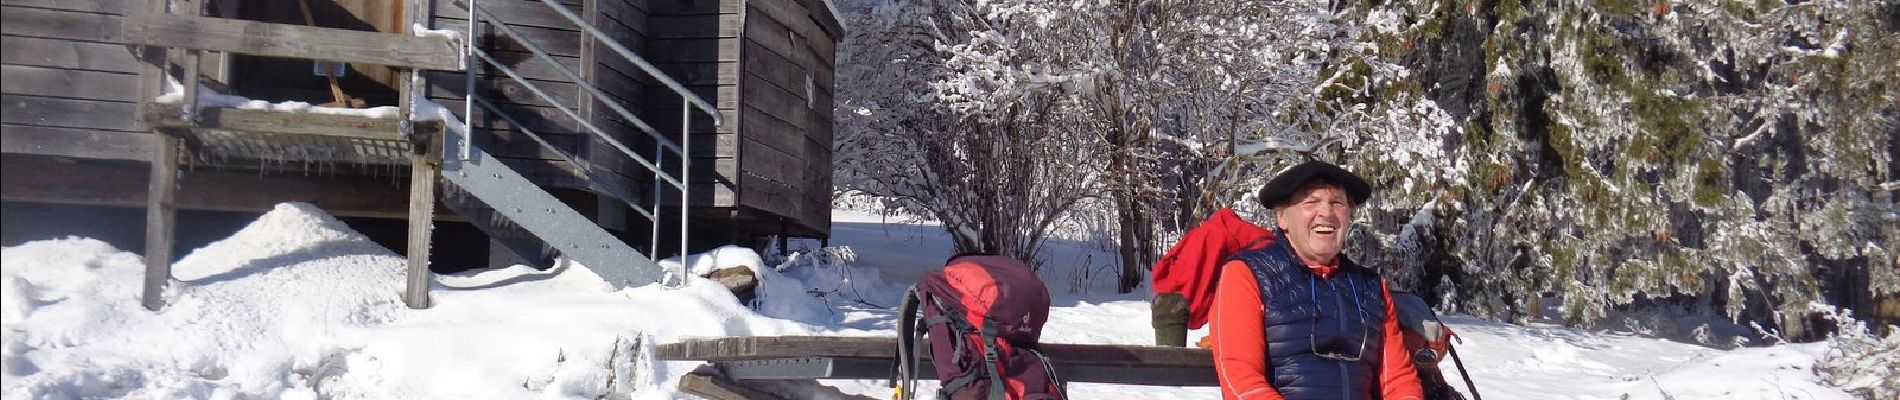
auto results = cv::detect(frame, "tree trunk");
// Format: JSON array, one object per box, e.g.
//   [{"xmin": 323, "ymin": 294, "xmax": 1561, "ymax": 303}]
[
  {"xmin": 1112, "ymin": 148, "xmax": 1153, "ymax": 293},
  {"xmin": 1116, "ymin": 194, "xmax": 1146, "ymax": 292}
]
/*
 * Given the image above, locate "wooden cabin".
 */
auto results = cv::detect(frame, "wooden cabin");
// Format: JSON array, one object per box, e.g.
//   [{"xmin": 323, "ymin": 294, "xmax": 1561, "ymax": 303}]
[
  {"xmin": 1, "ymin": 0, "xmax": 839, "ymax": 262},
  {"xmin": 1, "ymin": 0, "xmax": 832, "ymax": 244}
]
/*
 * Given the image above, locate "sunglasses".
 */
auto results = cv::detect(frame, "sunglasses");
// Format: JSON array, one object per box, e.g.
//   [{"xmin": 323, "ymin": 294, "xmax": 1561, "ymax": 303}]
[{"xmin": 1308, "ymin": 274, "xmax": 1372, "ymax": 362}]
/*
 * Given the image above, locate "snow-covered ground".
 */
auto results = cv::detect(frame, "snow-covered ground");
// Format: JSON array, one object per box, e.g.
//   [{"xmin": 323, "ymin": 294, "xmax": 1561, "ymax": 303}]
[{"xmin": 1, "ymin": 203, "xmax": 1857, "ymax": 399}]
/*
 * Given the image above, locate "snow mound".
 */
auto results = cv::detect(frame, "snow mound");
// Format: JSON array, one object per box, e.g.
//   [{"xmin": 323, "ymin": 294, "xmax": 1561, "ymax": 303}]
[
  {"xmin": 1, "ymin": 203, "xmax": 837, "ymax": 399},
  {"xmin": 3, "ymin": 202, "xmax": 414, "ymax": 399},
  {"xmin": 658, "ymin": 245, "xmax": 764, "ymax": 277}
]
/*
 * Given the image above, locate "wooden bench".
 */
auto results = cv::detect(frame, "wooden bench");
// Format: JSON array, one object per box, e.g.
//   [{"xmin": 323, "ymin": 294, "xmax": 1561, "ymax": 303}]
[{"xmin": 657, "ymin": 336, "xmax": 1216, "ymax": 399}]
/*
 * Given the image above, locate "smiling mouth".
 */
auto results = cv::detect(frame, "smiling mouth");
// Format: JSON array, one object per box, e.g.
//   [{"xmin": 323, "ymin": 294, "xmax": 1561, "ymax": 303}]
[{"xmin": 1313, "ymin": 226, "xmax": 1337, "ymax": 235}]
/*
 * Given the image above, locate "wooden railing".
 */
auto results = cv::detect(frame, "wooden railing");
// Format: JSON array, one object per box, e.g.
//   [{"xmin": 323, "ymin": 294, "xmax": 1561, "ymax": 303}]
[
  {"xmin": 124, "ymin": 0, "xmax": 457, "ymax": 311},
  {"xmin": 119, "ymin": 13, "xmax": 463, "ymax": 72}
]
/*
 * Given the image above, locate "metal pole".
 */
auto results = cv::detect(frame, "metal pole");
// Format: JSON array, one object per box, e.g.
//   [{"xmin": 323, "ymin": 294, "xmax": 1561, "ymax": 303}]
[
  {"xmin": 680, "ymin": 100, "xmax": 691, "ymax": 269},
  {"xmin": 461, "ymin": 0, "xmax": 477, "ymax": 161},
  {"xmin": 650, "ymin": 140, "xmax": 661, "ymax": 258}
]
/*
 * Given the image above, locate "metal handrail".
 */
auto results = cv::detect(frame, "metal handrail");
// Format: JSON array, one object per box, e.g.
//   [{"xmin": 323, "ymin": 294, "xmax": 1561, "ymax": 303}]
[
  {"xmin": 458, "ymin": 0, "xmax": 703, "ymax": 265},
  {"xmin": 467, "ymin": 47, "xmax": 687, "ymax": 190},
  {"xmin": 466, "ymin": 4, "xmax": 686, "ymax": 156},
  {"xmin": 467, "ymin": 94, "xmax": 660, "ymax": 221},
  {"xmin": 531, "ymin": 0, "xmax": 723, "ymax": 122}
]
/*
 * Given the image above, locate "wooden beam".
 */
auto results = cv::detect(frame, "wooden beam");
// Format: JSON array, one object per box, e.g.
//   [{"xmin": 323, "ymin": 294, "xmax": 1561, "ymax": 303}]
[
  {"xmin": 143, "ymin": 106, "xmax": 440, "ymax": 141},
  {"xmin": 1, "ymin": 125, "xmax": 152, "ymax": 161},
  {"xmin": 403, "ymin": 0, "xmax": 432, "ymax": 296},
  {"xmin": 119, "ymin": 13, "xmax": 464, "ymax": 71},
  {"xmin": 176, "ymin": 0, "xmax": 205, "ymax": 123},
  {"xmin": 131, "ymin": 0, "xmax": 166, "ymax": 132},
  {"xmin": 0, "ymin": 154, "xmax": 462, "ymax": 220},
  {"xmin": 677, "ymin": 371, "xmax": 786, "ymax": 400},
  {"xmin": 142, "ymin": 130, "xmax": 178, "ymax": 311}
]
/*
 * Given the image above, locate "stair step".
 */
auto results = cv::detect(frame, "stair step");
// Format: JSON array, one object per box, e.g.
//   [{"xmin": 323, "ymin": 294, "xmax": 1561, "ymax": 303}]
[
  {"xmin": 439, "ymin": 135, "xmax": 669, "ymax": 288},
  {"xmin": 440, "ymin": 180, "xmax": 558, "ymax": 268}
]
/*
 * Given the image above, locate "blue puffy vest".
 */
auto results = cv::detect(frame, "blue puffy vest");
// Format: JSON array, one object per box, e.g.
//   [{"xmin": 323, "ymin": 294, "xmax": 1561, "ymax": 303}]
[{"xmin": 1231, "ymin": 237, "xmax": 1388, "ymax": 400}]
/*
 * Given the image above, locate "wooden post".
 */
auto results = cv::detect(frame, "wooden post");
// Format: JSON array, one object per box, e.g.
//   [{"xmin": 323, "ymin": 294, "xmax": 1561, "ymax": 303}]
[
  {"xmin": 178, "ymin": 0, "xmax": 204, "ymax": 122},
  {"xmin": 131, "ymin": 0, "xmax": 168, "ymax": 121},
  {"xmin": 776, "ymin": 217, "xmax": 789, "ymax": 255},
  {"xmin": 404, "ymin": 127, "xmax": 440, "ymax": 309},
  {"xmin": 135, "ymin": 0, "xmax": 174, "ymax": 312},
  {"xmin": 401, "ymin": 0, "xmax": 436, "ymax": 309},
  {"xmin": 142, "ymin": 131, "xmax": 179, "ymax": 311}
]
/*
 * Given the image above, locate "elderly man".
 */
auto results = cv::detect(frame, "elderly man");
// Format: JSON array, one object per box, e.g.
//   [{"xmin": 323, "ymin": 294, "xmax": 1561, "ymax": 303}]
[{"xmin": 1210, "ymin": 161, "xmax": 1423, "ymax": 400}]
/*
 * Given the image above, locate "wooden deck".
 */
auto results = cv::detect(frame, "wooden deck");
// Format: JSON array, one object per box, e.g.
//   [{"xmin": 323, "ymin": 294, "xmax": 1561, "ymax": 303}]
[{"xmin": 657, "ymin": 335, "xmax": 1216, "ymax": 399}]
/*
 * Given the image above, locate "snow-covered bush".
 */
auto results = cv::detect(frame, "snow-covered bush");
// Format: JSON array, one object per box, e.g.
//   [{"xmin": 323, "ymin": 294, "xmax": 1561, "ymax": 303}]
[{"xmin": 1813, "ymin": 304, "xmax": 1900, "ymax": 399}]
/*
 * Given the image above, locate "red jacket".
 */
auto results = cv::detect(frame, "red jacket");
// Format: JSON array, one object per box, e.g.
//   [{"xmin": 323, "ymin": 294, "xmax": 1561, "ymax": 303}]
[
  {"xmin": 1210, "ymin": 260, "xmax": 1424, "ymax": 400},
  {"xmin": 1152, "ymin": 208, "xmax": 1274, "ymax": 328}
]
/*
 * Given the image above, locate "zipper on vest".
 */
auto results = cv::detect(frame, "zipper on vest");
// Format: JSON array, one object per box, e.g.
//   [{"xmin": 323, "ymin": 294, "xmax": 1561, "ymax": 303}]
[{"xmin": 1329, "ymin": 278, "xmax": 1349, "ymax": 399}]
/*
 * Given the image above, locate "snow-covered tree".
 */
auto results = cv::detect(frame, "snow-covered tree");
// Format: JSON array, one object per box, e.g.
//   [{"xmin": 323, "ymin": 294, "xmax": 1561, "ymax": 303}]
[
  {"xmin": 833, "ymin": 0, "xmax": 1104, "ymax": 264},
  {"xmin": 1338, "ymin": 0, "xmax": 1896, "ymax": 334},
  {"xmin": 836, "ymin": 0, "xmax": 1895, "ymax": 334}
]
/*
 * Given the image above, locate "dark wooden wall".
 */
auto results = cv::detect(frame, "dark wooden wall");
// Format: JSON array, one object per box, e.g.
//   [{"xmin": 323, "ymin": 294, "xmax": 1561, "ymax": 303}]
[
  {"xmin": 0, "ymin": 1, "xmax": 434, "ymax": 219},
  {"xmin": 738, "ymin": 0, "xmax": 837, "ymax": 237},
  {"xmin": 2, "ymin": 0, "xmax": 152, "ymax": 161},
  {"xmin": 645, "ymin": 0, "xmax": 743, "ymax": 211},
  {"xmin": 645, "ymin": 0, "xmax": 835, "ymax": 239}
]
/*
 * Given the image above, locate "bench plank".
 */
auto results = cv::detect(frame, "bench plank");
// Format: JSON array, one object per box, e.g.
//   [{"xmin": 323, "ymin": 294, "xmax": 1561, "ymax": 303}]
[
  {"xmin": 657, "ymin": 336, "xmax": 1219, "ymax": 386},
  {"xmin": 658, "ymin": 336, "xmax": 1212, "ymax": 367}
]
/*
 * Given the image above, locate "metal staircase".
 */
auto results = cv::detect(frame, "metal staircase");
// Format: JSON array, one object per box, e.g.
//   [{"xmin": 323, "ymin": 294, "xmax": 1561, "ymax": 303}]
[
  {"xmin": 124, "ymin": 0, "xmax": 721, "ymax": 309},
  {"xmin": 438, "ymin": 130, "xmax": 666, "ymax": 287},
  {"xmin": 438, "ymin": 0, "xmax": 722, "ymax": 287}
]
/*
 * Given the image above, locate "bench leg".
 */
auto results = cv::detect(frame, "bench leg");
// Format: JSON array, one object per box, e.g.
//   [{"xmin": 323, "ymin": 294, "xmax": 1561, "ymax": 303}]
[
  {"xmin": 677, "ymin": 365, "xmax": 884, "ymax": 400},
  {"xmin": 678, "ymin": 369, "xmax": 787, "ymax": 400}
]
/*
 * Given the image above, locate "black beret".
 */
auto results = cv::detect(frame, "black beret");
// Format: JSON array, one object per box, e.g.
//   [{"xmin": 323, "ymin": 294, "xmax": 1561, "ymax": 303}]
[{"xmin": 1257, "ymin": 161, "xmax": 1372, "ymax": 208}]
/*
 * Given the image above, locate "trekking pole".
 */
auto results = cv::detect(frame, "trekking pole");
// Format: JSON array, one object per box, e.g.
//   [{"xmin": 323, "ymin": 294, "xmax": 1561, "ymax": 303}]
[{"xmin": 1447, "ymin": 344, "xmax": 1482, "ymax": 400}]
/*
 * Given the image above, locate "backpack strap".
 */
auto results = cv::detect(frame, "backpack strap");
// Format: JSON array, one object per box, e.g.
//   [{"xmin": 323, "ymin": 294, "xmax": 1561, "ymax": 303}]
[
  {"xmin": 892, "ymin": 286, "xmax": 923, "ymax": 400},
  {"xmin": 1025, "ymin": 347, "xmax": 1066, "ymax": 400},
  {"xmin": 925, "ymin": 301, "xmax": 1011, "ymax": 400},
  {"xmin": 982, "ymin": 331, "xmax": 1008, "ymax": 400},
  {"xmin": 937, "ymin": 362, "xmax": 984, "ymax": 399}
]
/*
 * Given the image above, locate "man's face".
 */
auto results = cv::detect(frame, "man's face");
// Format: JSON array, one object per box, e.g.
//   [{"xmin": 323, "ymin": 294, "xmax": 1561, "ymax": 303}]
[{"xmin": 1274, "ymin": 182, "xmax": 1354, "ymax": 265}]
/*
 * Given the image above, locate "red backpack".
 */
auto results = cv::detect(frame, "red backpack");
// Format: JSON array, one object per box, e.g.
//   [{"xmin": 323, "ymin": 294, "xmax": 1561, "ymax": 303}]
[
  {"xmin": 1152, "ymin": 208, "xmax": 1275, "ymax": 329},
  {"xmin": 892, "ymin": 254, "xmax": 1064, "ymax": 400}
]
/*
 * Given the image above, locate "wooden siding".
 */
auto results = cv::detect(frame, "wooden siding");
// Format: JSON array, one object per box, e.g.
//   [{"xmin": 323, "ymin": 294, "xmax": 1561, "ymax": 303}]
[
  {"xmin": 644, "ymin": 0, "xmax": 744, "ymax": 212},
  {"xmin": 0, "ymin": 154, "xmax": 438, "ymax": 220},
  {"xmin": 1, "ymin": 2, "xmax": 149, "ymax": 159},
  {"xmin": 735, "ymin": 0, "xmax": 836, "ymax": 236}
]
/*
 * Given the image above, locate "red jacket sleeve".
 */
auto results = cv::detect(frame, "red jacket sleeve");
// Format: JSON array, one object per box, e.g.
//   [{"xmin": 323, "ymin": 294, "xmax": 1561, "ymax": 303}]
[
  {"xmin": 1379, "ymin": 280, "xmax": 1426, "ymax": 400},
  {"xmin": 1211, "ymin": 261, "xmax": 1283, "ymax": 400}
]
